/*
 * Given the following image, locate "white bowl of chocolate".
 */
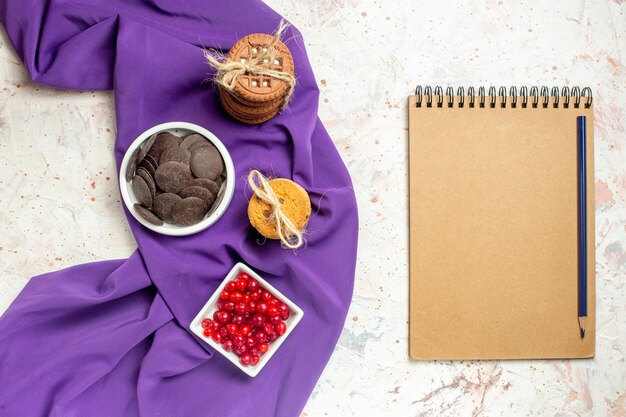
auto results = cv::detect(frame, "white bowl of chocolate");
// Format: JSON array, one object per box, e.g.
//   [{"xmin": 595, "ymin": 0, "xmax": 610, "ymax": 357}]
[{"xmin": 119, "ymin": 122, "xmax": 235, "ymax": 236}]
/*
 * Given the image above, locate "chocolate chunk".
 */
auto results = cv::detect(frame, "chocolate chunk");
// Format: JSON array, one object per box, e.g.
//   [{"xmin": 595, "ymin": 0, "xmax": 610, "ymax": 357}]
[
  {"xmin": 188, "ymin": 140, "xmax": 212, "ymax": 152},
  {"xmin": 138, "ymin": 159, "xmax": 156, "ymax": 178},
  {"xmin": 155, "ymin": 161, "xmax": 193, "ymax": 193},
  {"xmin": 125, "ymin": 147, "xmax": 141, "ymax": 181},
  {"xmin": 180, "ymin": 134, "xmax": 207, "ymax": 149},
  {"xmin": 147, "ymin": 132, "xmax": 182, "ymax": 159},
  {"xmin": 131, "ymin": 175, "xmax": 153, "ymax": 208},
  {"xmin": 191, "ymin": 178, "xmax": 220, "ymax": 197},
  {"xmin": 159, "ymin": 145, "xmax": 191, "ymax": 165},
  {"xmin": 137, "ymin": 134, "xmax": 157, "ymax": 161},
  {"xmin": 136, "ymin": 167, "xmax": 156, "ymax": 199},
  {"xmin": 134, "ymin": 204, "xmax": 163, "ymax": 226},
  {"xmin": 171, "ymin": 197, "xmax": 208, "ymax": 226},
  {"xmin": 144, "ymin": 154, "xmax": 159, "ymax": 169},
  {"xmin": 190, "ymin": 144, "xmax": 224, "ymax": 180},
  {"xmin": 153, "ymin": 192, "xmax": 182, "ymax": 222},
  {"xmin": 179, "ymin": 186, "xmax": 215, "ymax": 208}
]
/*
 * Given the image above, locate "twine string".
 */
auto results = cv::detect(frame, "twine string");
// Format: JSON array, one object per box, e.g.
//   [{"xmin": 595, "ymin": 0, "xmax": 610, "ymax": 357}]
[
  {"xmin": 205, "ymin": 20, "xmax": 295, "ymax": 109},
  {"xmin": 247, "ymin": 170, "xmax": 304, "ymax": 249}
]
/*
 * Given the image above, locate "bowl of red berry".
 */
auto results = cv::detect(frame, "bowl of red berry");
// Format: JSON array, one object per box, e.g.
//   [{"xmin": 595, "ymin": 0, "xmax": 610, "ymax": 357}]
[{"xmin": 190, "ymin": 262, "xmax": 304, "ymax": 377}]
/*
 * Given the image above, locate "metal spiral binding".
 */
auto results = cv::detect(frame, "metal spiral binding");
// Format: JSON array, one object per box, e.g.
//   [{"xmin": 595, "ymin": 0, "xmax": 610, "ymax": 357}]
[{"xmin": 414, "ymin": 85, "xmax": 592, "ymax": 109}]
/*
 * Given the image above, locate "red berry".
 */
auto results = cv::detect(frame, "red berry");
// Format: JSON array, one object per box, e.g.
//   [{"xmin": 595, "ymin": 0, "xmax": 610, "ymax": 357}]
[
  {"xmin": 238, "ymin": 272, "xmax": 251, "ymax": 281},
  {"xmin": 261, "ymin": 291, "xmax": 273, "ymax": 302},
  {"xmin": 203, "ymin": 327, "xmax": 213, "ymax": 337},
  {"xmin": 263, "ymin": 323, "xmax": 275, "ymax": 335},
  {"xmin": 209, "ymin": 320, "xmax": 221, "ymax": 332},
  {"xmin": 216, "ymin": 300, "xmax": 225, "ymax": 310},
  {"xmin": 212, "ymin": 332, "xmax": 223, "ymax": 343},
  {"xmin": 223, "ymin": 301, "xmax": 235, "ymax": 312},
  {"xmin": 242, "ymin": 294, "xmax": 252, "ymax": 304},
  {"xmin": 253, "ymin": 331, "xmax": 267, "ymax": 344},
  {"xmin": 240, "ymin": 354, "xmax": 252, "ymax": 366},
  {"xmin": 231, "ymin": 314, "xmax": 244, "ymax": 325},
  {"xmin": 226, "ymin": 323, "xmax": 238, "ymax": 335},
  {"xmin": 249, "ymin": 301, "xmax": 257, "ymax": 311},
  {"xmin": 215, "ymin": 311, "xmax": 231, "ymax": 324},
  {"xmin": 269, "ymin": 315, "xmax": 282, "ymax": 325},
  {"xmin": 222, "ymin": 340, "xmax": 234, "ymax": 352},
  {"xmin": 268, "ymin": 306, "xmax": 280, "ymax": 317},
  {"xmin": 268, "ymin": 332, "xmax": 279, "ymax": 342},
  {"xmin": 201, "ymin": 318, "xmax": 212, "ymax": 328},
  {"xmin": 235, "ymin": 279, "xmax": 247, "ymax": 291},
  {"xmin": 246, "ymin": 337, "xmax": 256, "ymax": 349},
  {"xmin": 275, "ymin": 321, "xmax": 287, "ymax": 336},
  {"xmin": 281, "ymin": 311, "xmax": 291, "ymax": 320},
  {"xmin": 248, "ymin": 347, "xmax": 260, "ymax": 356},
  {"xmin": 233, "ymin": 335, "xmax": 245, "ymax": 347},
  {"xmin": 251, "ymin": 354, "xmax": 260, "ymax": 366},
  {"xmin": 251, "ymin": 314, "xmax": 266, "ymax": 327},
  {"xmin": 226, "ymin": 281, "xmax": 237, "ymax": 291},
  {"xmin": 219, "ymin": 327, "xmax": 229, "ymax": 338},
  {"xmin": 234, "ymin": 302, "xmax": 248, "ymax": 315},
  {"xmin": 278, "ymin": 303, "xmax": 289, "ymax": 316},
  {"xmin": 248, "ymin": 279, "xmax": 259, "ymax": 291},
  {"xmin": 257, "ymin": 342, "xmax": 269, "ymax": 354},
  {"xmin": 256, "ymin": 302, "xmax": 268, "ymax": 315},
  {"xmin": 268, "ymin": 298, "xmax": 280, "ymax": 307},
  {"xmin": 250, "ymin": 290, "xmax": 261, "ymax": 301},
  {"xmin": 220, "ymin": 290, "xmax": 230, "ymax": 300},
  {"xmin": 235, "ymin": 345, "xmax": 247, "ymax": 356},
  {"xmin": 239, "ymin": 324, "xmax": 252, "ymax": 336},
  {"xmin": 229, "ymin": 291, "xmax": 243, "ymax": 303}
]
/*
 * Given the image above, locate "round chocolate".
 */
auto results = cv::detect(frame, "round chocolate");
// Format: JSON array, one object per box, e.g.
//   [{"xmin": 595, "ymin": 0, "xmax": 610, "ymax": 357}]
[
  {"xmin": 191, "ymin": 178, "xmax": 220, "ymax": 197},
  {"xmin": 144, "ymin": 154, "xmax": 159, "ymax": 169},
  {"xmin": 153, "ymin": 192, "xmax": 182, "ymax": 222},
  {"xmin": 155, "ymin": 161, "xmax": 193, "ymax": 193},
  {"xmin": 171, "ymin": 197, "xmax": 208, "ymax": 226},
  {"xmin": 136, "ymin": 167, "xmax": 156, "ymax": 199},
  {"xmin": 147, "ymin": 132, "xmax": 182, "ymax": 159},
  {"xmin": 180, "ymin": 134, "xmax": 207, "ymax": 150},
  {"xmin": 137, "ymin": 134, "xmax": 157, "ymax": 161},
  {"xmin": 179, "ymin": 186, "xmax": 215, "ymax": 208},
  {"xmin": 138, "ymin": 159, "xmax": 156, "ymax": 178},
  {"xmin": 134, "ymin": 204, "xmax": 163, "ymax": 226},
  {"xmin": 159, "ymin": 145, "xmax": 191, "ymax": 165},
  {"xmin": 190, "ymin": 144, "xmax": 223, "ymax": 180},
  {"xmin": 125, "ymin": 147, "xmax": 141, "ymax": 181},
  {"xmin": 132, "ymin": 175, "xmax": 153, "ymax": 208},
  {"xmin": 188, "ymin": 140, "xmax": 212, "ymax": 153}
]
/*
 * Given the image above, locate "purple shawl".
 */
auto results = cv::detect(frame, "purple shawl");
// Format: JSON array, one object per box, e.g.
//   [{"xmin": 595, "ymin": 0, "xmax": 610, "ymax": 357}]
[{"xmin": 0, "ymin": 1, "xmax": 358, "ymax": 415}]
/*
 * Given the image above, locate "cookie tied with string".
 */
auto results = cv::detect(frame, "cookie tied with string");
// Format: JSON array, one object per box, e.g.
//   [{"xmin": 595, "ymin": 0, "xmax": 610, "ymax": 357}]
[
  {"xmin": 206, "ymin": 21, "xmax": 295, "ymax": 125},
  {"xmin": 247, "ymin": 170, "xmax": 310, "ymax": 249}
]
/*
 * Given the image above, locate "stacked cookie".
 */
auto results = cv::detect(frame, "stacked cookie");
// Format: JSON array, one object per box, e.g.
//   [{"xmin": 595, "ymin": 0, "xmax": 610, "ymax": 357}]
[
  {"xmin": 218, "ymin": 33, "xmax": 295, "ymax": 124},
  {"xmin": 125, "ymin": 132, "xmax": 225, "ymax": 226}
]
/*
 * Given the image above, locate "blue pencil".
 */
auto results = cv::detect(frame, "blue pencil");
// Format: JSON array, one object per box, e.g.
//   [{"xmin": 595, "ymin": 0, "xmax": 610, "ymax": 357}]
[{"xmin": 577, "ymin": 116, "xmax": 588, "ymax": 339}]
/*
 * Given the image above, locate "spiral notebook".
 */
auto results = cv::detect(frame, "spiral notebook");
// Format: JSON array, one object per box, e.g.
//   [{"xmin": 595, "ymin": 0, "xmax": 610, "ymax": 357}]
[{"xmin": 408, "ymin": 86, "xmax": 595, "ymax": 360}]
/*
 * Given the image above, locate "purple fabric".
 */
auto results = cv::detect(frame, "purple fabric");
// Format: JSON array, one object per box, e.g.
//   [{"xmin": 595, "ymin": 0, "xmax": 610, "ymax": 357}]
[{"xmin": 0, "ymin": 1, "xmax": 358, "ymax": 416}]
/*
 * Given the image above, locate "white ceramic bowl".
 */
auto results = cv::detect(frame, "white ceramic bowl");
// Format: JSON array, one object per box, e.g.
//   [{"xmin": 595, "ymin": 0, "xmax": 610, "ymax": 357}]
[
  {"xmin": 190, "ymin": 263, "xmax": 304, "ymax": 377},
  {"xmin": 119, "ymin": 122, "xmax": 235, "ymax": 236}
]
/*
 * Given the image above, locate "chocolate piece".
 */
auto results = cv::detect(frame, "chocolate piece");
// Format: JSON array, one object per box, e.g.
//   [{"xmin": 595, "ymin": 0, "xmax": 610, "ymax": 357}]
[
  {"xmin": 147, "ymin": 132, "xmax": 182, "ymax": 160},
  {"xmin": 179, "ymin": 186, "xmax": 215, "ymax": 208},
  {"xmin": 153, "ymin": 192, "xmax": 182, "ymax": 222},
  {"xmin": 191, "ymin": 178, "xmax": 220, "ymax": 197},
  {"xmin": 137, "ymin": 134, "xmax": 157, "ymax": 161},
  {"xmin": 188, "ymin": 140, "xmax": 212, "ymax": 153},
  {"xmin": 155, "ymin": 161, "xmax": 193, "ymax": 193},
  {"xmin": 131, "ymin": 175, "xmax": 153, "ymax": 208},
  {"xmin": 125, "ymin": 147, "xmax": 141, "ymax": 181},
  {"xmin": 159, "ymin": 145, "xmax": 191, "ymax": 165},
  {"xmin": 136, "ymin": 167, "xmax": 156, "ymax": 199},
  {"xmin": 171, "ymin": 197, "xmax": 208, "ymax": 226},
  {"xmin": 190, "ymin": 144, "xmax": 223, "ymax": 180},
  {"xmin": 180, "ymin": 134, "xmax": 207, "ymax": 150},
  {"xmin": 134, "ymin": 204, "xmax": 163, "ymax": 226},
  {"xmin": 138, "ymin": 159, "xmax": 156, "ymax": 178},
  {"xmin": 144, "ymin": 154, "xmax": 159, "ymax": 169}
]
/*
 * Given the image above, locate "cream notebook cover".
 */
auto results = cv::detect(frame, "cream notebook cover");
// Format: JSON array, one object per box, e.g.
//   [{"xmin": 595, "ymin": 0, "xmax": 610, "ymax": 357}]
[{"xmin": 408, "ymin": 86, "xmax": 595, "ymax": 360}]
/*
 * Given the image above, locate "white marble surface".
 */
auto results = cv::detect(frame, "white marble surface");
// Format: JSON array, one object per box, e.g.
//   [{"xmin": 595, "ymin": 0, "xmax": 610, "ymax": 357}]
[{"xmin": 1, "ymin": 1, "xmax": 625, "ymax": 416}]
